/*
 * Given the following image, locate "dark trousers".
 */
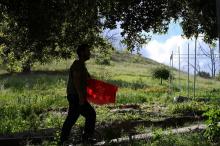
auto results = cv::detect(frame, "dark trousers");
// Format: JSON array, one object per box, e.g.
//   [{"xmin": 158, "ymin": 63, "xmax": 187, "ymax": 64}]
[{"xmin": 60, "ymin": 94, "xmax": 96, "ymax": 143}]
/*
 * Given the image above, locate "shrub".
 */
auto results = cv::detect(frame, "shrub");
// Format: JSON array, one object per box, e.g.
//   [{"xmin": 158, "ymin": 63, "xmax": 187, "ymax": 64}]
[
  {"xmin": 93, "ymin": 40, "xmax": 114, "ymax": 65},
  {"xmin": 152, "ymin": 67, "xmax": 172, "ymax": 84},
  {"xmin": 197, "ymin": 71, "xmax": 211, "ymax": 78},
  {"xmin": 168, "ymin": 102, "xmax": 202, "ymax": 115},
  {"xmin": 216, "ymin": 73, "xmax": 220, "ymax": 81},
  {"xmin": 203, "ymin": 108, "xmax": 220, "ymax": 142}
]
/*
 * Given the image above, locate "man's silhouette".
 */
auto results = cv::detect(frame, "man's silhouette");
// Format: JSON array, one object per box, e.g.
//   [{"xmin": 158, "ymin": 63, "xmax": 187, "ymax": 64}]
[{"xmin": 60, "ymin": 44, "xmax": 96, "ymax": 144}]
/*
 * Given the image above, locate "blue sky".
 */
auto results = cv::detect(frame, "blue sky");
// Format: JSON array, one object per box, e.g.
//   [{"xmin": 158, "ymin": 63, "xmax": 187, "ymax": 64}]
[{"xmin": 151, "ymin": 22, "xmax": 183, "ymax": 42}]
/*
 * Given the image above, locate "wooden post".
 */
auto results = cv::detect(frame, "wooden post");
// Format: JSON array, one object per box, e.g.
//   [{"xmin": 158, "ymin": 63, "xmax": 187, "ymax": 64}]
[
  {"xmin": 216, "ymin": 0, "xmax": 220, "ymax": 69},
  {"xmin": 178, "ymin": 47, "xmax": 181, "ymax": 93},
  {"xmin": 194, "ymin": 37, "xmax": 197, "ymax": 99},
  {"xmin": 188, "ymin": 43, "xmax": 190, "ymax": 98}
]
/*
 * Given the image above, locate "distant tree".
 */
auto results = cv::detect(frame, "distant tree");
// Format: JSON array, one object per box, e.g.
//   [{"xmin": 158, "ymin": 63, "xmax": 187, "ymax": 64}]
[
  {"xmin": 199, "ymin": 42, "xmax": 218, "ymax": 78},
  {"xmin": 152, "ymin": 67, "xmax": 171, "ymax": 84},
  {"xmin": 197, "ymin": 71, "xmax": 211, "ymax": 79}
]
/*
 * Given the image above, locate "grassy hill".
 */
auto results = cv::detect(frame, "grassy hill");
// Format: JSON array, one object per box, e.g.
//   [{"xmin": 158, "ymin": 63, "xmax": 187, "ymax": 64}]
[{"xmin": 0, "ymin": 51, "xmax": 220, "ymax": 145}]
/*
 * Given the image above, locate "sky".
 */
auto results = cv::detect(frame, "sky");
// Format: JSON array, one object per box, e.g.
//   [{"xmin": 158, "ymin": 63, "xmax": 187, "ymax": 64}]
[
  {"xmin": 102, "ymin": 22, "xmax": 220, "ymax": 75},
  {"xmin": 140, "ymin": 22, "xmax": 219, "ymax": 74}
]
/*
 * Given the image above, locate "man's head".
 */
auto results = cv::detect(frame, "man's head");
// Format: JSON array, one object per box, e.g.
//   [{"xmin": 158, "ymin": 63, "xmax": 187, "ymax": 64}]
[{"xmin": 76, "ymin": 44, "xmax": 91, "ymax": 61}]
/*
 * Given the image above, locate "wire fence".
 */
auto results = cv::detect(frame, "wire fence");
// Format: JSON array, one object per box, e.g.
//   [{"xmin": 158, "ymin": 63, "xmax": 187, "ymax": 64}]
[{"xmin": 169, "ymin": 44, "xmax": 220, "ymax": 98}]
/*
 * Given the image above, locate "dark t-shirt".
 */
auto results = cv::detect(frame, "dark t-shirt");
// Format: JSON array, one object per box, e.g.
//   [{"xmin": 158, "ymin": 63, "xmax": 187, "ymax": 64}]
[{"xmin": 66, "ymin": 60, "xmax": 90, "ymax": 96}]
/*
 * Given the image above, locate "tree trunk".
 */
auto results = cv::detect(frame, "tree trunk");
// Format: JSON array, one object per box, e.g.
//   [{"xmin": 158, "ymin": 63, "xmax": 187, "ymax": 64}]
[
  {"xmin": 160, "ymin": 78, "xmax": 163, "ymax": 84},
  {"xmin": 22, "ymin": 61, "xmax": 31, "ymax": 73}
]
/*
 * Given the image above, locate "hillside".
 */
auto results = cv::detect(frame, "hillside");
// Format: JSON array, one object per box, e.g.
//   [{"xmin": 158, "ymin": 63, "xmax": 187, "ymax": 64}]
[{"xmin": 0, "ymin": 51, "xmax": 220, "ymax": 145}]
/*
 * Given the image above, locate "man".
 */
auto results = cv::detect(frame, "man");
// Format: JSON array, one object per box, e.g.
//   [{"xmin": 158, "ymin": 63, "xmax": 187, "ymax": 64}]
[{"xmin": 60, "ymin": 44, "xmax": 96, "ymax": 144}]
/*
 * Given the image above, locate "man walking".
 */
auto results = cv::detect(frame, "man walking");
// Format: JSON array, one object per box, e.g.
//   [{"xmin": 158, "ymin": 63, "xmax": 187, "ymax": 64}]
[{"xmin": 60, "ymin": 44, "xmax": 96, "ymax": 144}]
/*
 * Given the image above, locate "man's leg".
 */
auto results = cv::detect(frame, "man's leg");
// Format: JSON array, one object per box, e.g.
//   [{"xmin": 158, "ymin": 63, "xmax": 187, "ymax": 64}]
[
  {"xmin": 80, "ymin": 102, "xmax": 96, "ymax": 139},
  {"xmin": 60, "ymin": 102, "xmax": 80, "ymax": 143}
]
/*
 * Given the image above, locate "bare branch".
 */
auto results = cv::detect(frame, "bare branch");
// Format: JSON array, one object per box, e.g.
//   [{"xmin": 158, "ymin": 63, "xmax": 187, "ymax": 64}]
[
  {"xmin": 103, "ymin": 29, "xmax": 120, "ymax": 43},
  {"xmin": 198, "ymin": 43, "xmax": 210, "ymax": 57}
]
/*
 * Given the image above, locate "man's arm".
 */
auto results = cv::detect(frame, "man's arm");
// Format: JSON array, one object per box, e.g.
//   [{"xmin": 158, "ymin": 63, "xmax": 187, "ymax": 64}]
[{"xmin": 73, "ymin": 71, "xmax": 87, "ymax": 104}]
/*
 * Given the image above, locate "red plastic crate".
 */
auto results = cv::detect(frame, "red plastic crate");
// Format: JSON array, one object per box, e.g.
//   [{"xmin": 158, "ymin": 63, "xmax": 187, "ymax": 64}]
[{"xmin": 86, "ymin": 79, "xmax": 118, "ymax": 105}]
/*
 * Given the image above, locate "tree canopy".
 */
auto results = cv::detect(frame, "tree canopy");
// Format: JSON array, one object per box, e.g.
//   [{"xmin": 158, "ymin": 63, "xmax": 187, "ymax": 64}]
[
  {"xmin": 0, "ymin": 0, "xmax": 218, "ymax": 72},
  {"xmin": 0, "ymin": 0, "xmax": 102, "ymax": 72},
  {"xmin": 100, "ymin": 0, "xmax": 217, "ymax": 47}
]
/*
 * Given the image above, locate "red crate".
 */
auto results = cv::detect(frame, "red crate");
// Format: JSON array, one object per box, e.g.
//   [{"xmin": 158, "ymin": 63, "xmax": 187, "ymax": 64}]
[{"xmin": 87, "ymin": 79, "xmax": 118, "ymax": 105}]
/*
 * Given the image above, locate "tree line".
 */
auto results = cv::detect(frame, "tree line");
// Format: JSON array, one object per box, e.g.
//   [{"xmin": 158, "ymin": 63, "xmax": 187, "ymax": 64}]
[{"xmin": 0, "ymin": 0, "xmax": 218, "ymax": 72}]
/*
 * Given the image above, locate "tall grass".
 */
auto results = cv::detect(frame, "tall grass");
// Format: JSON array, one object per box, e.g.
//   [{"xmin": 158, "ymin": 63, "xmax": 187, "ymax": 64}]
[{"xmin": 0, "ymin": 51, "xmax": 220, "ymax": 145}]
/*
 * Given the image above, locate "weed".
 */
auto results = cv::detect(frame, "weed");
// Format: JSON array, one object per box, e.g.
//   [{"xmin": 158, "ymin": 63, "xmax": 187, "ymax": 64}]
[
  {"xmin": 168, "ymin": 101, "xmax": 203, "ymax": 115},
  {"xmin": 203, "ymin": 107, "xmax": 220, "ymax": 142}
]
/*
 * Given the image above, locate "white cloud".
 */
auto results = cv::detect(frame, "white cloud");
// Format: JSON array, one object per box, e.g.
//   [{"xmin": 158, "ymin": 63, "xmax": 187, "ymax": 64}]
[
  {"xmin": 141, "ymin": 35, "xmax": 188, "ymax": 65},
  {"xmin": 141, "ymin": 35, "xmax": 220, "ymax": 74}
]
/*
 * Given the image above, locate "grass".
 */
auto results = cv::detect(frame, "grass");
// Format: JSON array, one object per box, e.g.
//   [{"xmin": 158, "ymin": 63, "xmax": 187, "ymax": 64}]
[
  {"xmin": 141, "ymin": 132, "xmax": 213, "ymax": 146},
  {"xmin": 0, "ymin": 51, "xmax": 220, "ymax": 145}
]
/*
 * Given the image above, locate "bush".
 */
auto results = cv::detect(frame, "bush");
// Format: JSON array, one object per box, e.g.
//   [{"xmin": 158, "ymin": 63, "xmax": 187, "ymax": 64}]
[
  {"xmin": 93, "ymin": 40, "xmax": 114, "ymax": 65},
  {"xmin": 216, "ymin": 73, "xmax": 220, "ymax": 81},
  {"xmin": 197, "ymin": 71, "xmax": 211, "ymax": 78},
  {"xmin": 0, "ymin": 50, "xmax": 22, "ymax": 73},
  {"xmin": 152, "ymin": 67, "xmax": 172, "ymax": 84},
  {"xmin": 203, "ymin": 108, "xmax": 220, "ymax": 142},
  {"xmin": 168, "ymin": 102, "xmax": 201, "ymax": 115}
]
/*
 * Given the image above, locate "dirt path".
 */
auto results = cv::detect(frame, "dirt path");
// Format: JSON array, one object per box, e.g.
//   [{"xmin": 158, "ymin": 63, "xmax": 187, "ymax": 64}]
[
  {"xmin": 0, "ymin": 116, "xmax": 211, "ymax": 146},
  {"xmin": 94, "ymin": 124, "xmax": 207, "ymax": 145}
]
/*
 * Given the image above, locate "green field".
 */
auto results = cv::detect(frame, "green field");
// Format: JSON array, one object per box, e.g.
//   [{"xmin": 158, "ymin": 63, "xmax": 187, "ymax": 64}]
[{"xmin": 0, "ymin": 51, "xmax": 220, "ymax": 145}]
